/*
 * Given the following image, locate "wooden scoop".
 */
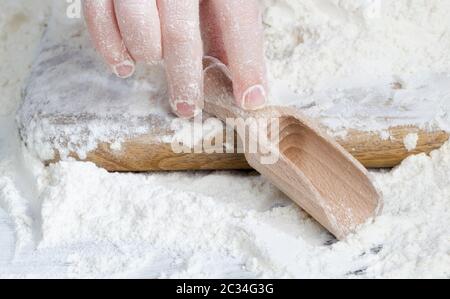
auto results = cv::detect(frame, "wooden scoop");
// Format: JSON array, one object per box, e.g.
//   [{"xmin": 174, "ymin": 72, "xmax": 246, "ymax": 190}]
[{"xmin": 203, "ymin": 60, "xmax": 382, "ymax": 240}]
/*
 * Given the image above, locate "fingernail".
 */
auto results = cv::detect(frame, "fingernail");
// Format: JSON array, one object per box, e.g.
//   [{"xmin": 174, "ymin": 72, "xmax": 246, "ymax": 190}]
[
  {"xmin": 175, "ymin": 102, "xmax": 200, "ymax": 119},
  {"xmin": 113, "ymin": 61, "xmax": 135, "ymax": 79},
  {"xmin": 241, "ymin": 85, "xmax": 267, "ymax": 110}
]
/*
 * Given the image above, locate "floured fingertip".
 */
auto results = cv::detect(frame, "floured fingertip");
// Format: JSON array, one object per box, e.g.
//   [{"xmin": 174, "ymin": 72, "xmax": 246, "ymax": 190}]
[{"xmin": 113, "ymin": 60, "xmax": 135, "ymax": 79}]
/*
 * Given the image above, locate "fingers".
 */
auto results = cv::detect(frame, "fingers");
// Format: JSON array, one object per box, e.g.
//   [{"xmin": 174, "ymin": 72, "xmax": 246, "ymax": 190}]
[
  {"xmin": 158, "ymin": 0, "xmax": 204, "ymax": 118},
  {"xmin": 209, "ymin": 0, "xmax": 268, "ymax": 110},
  {"xmin": 85, "ymin": 0, "xmax": 264, "ymax": 117},
  {"xmin": 114, "ymin": 0, "xmax": 162, "ymax": 64},
  {"xmin": 200, "ymin": 0, "xmax": 227, "ymax": 64},
  {"xmin": 83, "ymin": 0, "xmax": 135, "ymax": 78}
]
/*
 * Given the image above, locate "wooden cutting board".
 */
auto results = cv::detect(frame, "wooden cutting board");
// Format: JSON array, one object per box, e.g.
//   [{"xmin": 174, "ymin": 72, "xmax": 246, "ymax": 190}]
[{"xmin": 16, "ymin": 16, "xmax": 449, "ymax": 171}]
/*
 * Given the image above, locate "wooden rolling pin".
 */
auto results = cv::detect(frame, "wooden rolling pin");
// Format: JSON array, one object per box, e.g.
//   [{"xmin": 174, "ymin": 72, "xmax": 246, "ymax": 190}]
[{"xmin": 47, "ymin": 124, "xmax": 448, "ymax": 171}]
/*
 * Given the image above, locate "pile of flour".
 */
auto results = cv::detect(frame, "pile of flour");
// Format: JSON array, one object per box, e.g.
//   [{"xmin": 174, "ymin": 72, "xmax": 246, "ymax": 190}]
[
  {"xmin": 2, "ymin": 138, "xmax": 449, "ymax": 278},
  {"xmin": 264, "ymin": 0, "xmax": 450, "ymax": 134},
  {"xmin": 0, "ymin": 0, "xmax": 449, "ymax": 278},
  {"xmin": 264, "ymin": 0, "xmax": 450, "ymax": 91}
]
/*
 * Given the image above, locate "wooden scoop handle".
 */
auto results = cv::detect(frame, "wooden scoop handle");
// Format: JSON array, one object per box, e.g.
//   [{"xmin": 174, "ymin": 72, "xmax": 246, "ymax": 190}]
[{"xmin": 203, "ymin": 60, "xmax": 251, "ymax": 121}]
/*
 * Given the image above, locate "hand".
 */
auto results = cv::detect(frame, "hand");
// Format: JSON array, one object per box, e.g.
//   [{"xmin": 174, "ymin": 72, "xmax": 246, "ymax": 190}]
[{"xmin": 84, "ymin": 0, "xmax": 268, "ymax": 118}]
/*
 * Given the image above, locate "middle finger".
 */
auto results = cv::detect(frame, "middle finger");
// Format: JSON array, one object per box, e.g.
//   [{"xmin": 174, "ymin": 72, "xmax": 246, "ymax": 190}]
[{"xmin": 114, "ymin": 0, "xmax": 162, "ymax": 64}]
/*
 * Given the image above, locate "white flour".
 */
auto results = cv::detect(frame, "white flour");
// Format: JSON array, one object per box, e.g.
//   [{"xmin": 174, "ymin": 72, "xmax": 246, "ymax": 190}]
[
  {"xmin": 403, "ymin": 133, "xmax": 419, "ymax": 152},
  {"xmin": 0, "ymin": 0, "xmax": 449, "ymax": 278},
  {"xmin": 264, "ymin": 0, "xmax": 450, "ymax": 135}
]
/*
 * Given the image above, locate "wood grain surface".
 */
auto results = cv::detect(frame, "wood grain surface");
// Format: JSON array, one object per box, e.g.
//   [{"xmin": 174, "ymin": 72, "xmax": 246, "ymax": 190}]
[{"xmin": 45, "ymin": 126, "xmax": 448, "ymax": 171}]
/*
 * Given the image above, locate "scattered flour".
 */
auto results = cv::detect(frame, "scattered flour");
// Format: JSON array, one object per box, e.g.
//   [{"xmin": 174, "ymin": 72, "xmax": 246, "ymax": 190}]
[
  {"xmin": 109, "ymin": 140, "xmax": 123, "ymax": 152},
  {"xmin": 264, "ymin": 0, "xmax": 450, "ymax": 92},
  {"xmin": 0, "ymin": 0, "xmax": 449, "ymax": 278},
  {"xmin": 264, "ymin": 0, "xmax": 450, "ymax": 135},
  {"xmin": 403, "ymin": 133, "xmax": 419, "ymax": 152},
  {"xmin": 1, "ymin": 139, "xmax": 449, "ymax": 278}
]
